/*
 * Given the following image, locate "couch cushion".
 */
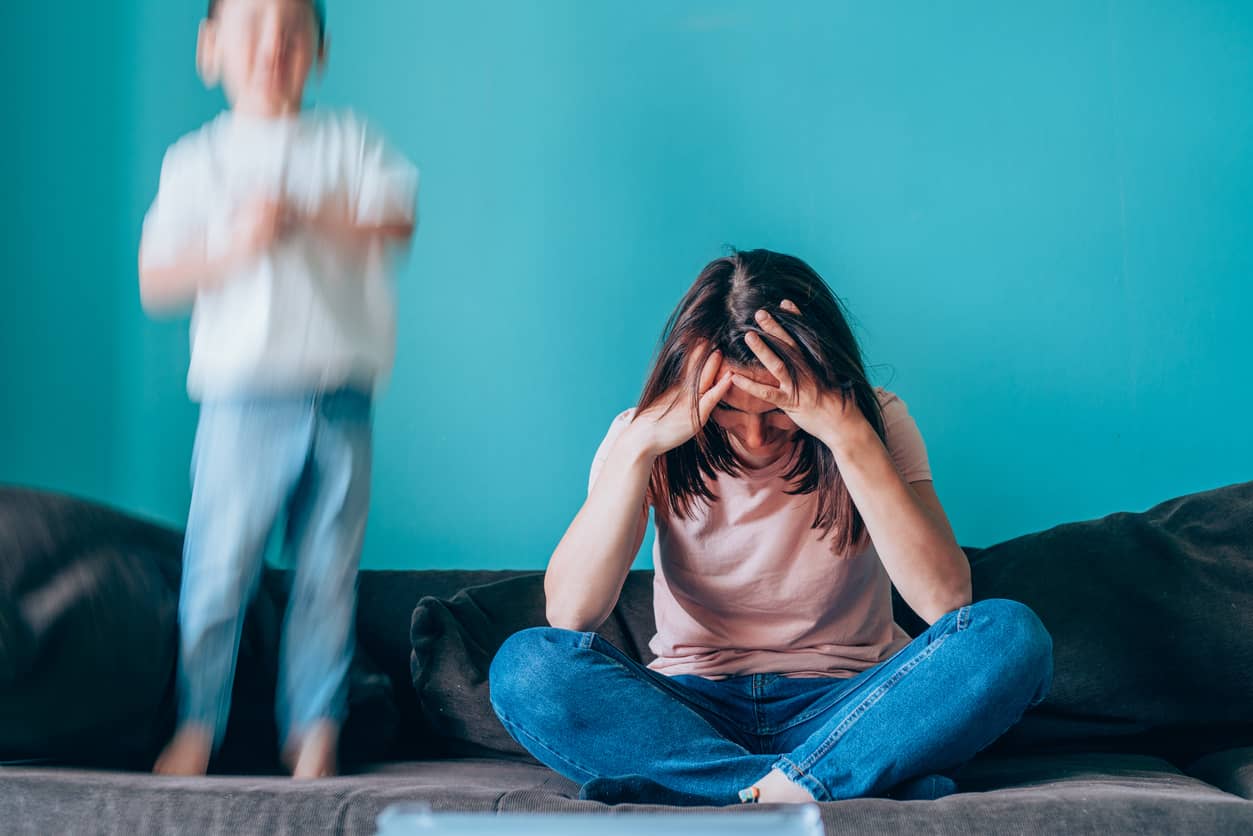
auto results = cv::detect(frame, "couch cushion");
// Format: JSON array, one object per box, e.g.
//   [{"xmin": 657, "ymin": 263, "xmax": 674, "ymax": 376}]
[
  {"xmin": 0, "ymin": 488, "xmax": 404, "ymax": 772},
  {"xmin": 0, "ymin": 760, "xmax": 557, "ymax": 835},
  {"xmin": 407, "ymin": 482, "xmax": 1253, "ymax": 765},
  {"xmin": 201, "ymin": 572, "xmax": 403, "ymax": 775},
  {"xmin": 0, "ymin": 488, "xmax": 183, "ymax": 769},
  {"xmin": 971, "ymin": 481, "xmax": 1253, "ymax": 761},
  {"xmin": 496, "ymin": 752, "xmax": 1253, "ymax": 835},
  {"xmin": 1186, "ymin": 747, "xmax": 1253, "ymax": 800},
  {"xmin": 6, "ymin": 754, "xmax": 1250, "ymax": 836},
  {"xmin": 357, "ymin": 570, "xmax": 538, "ymax": 760},
  {"xmin": 409, "ymin": 572, "xmax": 655, "ymax": 760}
]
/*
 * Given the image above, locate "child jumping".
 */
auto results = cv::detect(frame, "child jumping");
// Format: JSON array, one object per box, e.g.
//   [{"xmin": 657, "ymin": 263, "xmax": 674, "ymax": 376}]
[{"xmin": 138, "ymin": 0, "xmax": 418, "ymax": 778}]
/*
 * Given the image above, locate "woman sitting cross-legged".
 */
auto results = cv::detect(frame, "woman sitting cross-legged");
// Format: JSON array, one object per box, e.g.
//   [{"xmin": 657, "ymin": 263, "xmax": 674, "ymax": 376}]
[{"xmin": 490, "ymin": 249, "xmax": 1053, "ymax": 806}]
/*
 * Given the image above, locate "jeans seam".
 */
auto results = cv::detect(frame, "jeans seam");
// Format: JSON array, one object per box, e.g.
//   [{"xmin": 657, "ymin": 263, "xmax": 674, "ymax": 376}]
[
  {"xmin": 774, "ymin": 675, "xmax": 861, "ymax": 732},
  {"xmin": 791, "ymin": 632, "xmax": 951, "ymax": 775},
  {"xmin": 774, "ymin": 607, "xmax": 968, "ymax": 734},
  {"xmin": 752, "ymin": 675, "xmax": 767, "ymax": 736}
]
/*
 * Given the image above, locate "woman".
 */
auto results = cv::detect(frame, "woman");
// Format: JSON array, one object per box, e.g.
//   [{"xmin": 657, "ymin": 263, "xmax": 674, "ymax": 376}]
[{"xmin": 490, "ymin": 249, "xmax": 1052, "ymax": 806}]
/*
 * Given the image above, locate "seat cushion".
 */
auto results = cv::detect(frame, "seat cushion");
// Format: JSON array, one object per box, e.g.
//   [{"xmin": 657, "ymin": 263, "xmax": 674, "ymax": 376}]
[
  {"xmin": 496, "ymin": 752, "xmax": 1253, "ymax": 835},
  {"xmin": 4, "ymin": 754, "xmax": 1251, "ymax": 836}
]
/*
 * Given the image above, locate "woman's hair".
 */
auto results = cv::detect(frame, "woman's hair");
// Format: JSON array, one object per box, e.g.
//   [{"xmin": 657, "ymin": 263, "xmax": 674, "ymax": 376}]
[
  {"xmin": 207, "ymin": 0, "xmax": 327, "ymax": 43},
  {"xmin": 637, "ymin": 248, "xmax": 885, "ymax": 554}
]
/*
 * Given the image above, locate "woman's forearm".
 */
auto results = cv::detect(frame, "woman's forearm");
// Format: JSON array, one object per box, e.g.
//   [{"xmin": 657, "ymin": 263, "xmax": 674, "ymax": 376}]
[
  {"xmin": 544, "ymin": 425, "xmax": 654, "ymax": 632},
  {"xmin": 820, "ymin": 423, "xmax": 971, "ymax": 623}
]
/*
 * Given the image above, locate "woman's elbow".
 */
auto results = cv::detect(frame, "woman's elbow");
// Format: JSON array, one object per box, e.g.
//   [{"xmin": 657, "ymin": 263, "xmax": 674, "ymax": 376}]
[
  {"xmin": 544, "ymin": 601, "xmax": 604, "ymax": 633},
  {"xmin": 543, "ymin": 579, "xmax": 607, "ymax": 632},
  {"xmin": 919, "ymin": 583, "xmax": 973, "ymax": 625}
]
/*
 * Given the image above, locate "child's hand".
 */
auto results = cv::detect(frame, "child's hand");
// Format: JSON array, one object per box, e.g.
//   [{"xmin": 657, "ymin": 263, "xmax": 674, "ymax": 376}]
[
  {"xmin": 231, "ymin": 197, "xmax": 291, "ymax": 262},
  {"xmin": 302, "ymin": 194, "xmax": 357, "ymax": 241}
]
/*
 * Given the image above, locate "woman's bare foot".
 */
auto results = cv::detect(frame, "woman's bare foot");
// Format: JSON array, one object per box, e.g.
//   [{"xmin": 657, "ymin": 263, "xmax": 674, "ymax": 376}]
[
  {"xmin": 747, "ymin": 768, "xmax": 816, "ymax": 803},
  {"xmin": 153, "ymin": 726, "xmax": 213, "ymax": 776},
  {"xmin": 284, "ymin": 721, "xmax": 339, "ymax": 779}
]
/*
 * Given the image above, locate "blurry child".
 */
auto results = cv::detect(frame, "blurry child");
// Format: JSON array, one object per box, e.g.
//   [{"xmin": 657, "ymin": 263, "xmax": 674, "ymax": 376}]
[{"xmin": 138, "ymin": 0, "xmax": 418, "ymax": 777}]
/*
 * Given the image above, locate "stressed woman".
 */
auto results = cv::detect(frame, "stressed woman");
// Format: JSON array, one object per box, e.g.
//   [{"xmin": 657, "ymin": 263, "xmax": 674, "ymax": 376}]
[{"xmin": 490, "ymin": 249, "xmax": 1052, "ymax": 806}]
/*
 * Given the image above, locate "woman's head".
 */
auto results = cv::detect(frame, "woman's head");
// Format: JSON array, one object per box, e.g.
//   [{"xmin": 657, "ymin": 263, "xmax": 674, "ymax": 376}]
[{"xmin": 637, "ymin": 248, "xmax": 884, "ymax": 553}]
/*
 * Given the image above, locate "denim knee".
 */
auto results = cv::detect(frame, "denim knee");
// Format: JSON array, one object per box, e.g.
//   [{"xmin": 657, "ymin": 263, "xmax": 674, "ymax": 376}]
[
  {"xmin": 969, "ymin": 598, "xmax": 1054, "ymax": 697},
  {"xmin": 489, "ymin": 626, "xmax": 586, "ymax": 716}
]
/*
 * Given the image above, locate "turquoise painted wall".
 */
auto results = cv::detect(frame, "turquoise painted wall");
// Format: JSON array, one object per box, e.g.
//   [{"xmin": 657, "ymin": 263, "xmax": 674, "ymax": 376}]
[
  {"xmin": 0, "ymin": 2, "xmax": 132, "ymax": 502},
  {"xmin": 5, "ymin": 2, "xmax": 1251, "ymax": 569}
]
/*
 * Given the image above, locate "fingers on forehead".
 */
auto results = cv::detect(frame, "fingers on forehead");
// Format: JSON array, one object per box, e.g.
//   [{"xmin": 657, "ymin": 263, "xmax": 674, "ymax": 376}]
[{"xmin": 697, "ymin": 348, "xmax": 722, "ymax": 389}]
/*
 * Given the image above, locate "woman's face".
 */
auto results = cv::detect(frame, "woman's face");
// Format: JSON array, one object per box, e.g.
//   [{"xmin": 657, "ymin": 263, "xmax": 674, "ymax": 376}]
[{"xmin": 709, "ymin": 363, "xmax": 798, "ymax": 464}]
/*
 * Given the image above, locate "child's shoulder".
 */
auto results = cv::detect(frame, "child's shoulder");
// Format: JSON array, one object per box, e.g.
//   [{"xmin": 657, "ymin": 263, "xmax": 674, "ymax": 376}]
[
  {"xmin": 305, "ymin": 107, "xmax": 384, "ymax": 143},
  {"xmin": 159, "ymin": 115, "xmax": 228, "ymax": 174},
  {"xmin": 306, "ymin": 108, "xmax": 412, "ymax": 158}
]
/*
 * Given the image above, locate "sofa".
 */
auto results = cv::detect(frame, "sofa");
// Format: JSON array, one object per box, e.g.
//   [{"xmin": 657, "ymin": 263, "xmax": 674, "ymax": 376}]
[{"xmin": 1, "ymin": 482, "xmax": 1252, "ymax": 835}]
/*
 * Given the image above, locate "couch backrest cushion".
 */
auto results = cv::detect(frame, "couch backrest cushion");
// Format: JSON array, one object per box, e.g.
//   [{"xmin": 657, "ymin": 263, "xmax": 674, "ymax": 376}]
[
  {"xmin": 976, "ymin": 481, "xmax": 1253, "ymax": 761},
  {"xmin": 408, "ymin": 481, "xmax": 1253, "ymax": 763},
  {"xmin": 0, "ymin": 488, "xmax": 182, "ymax": 768},
  {"xmin": 0, "ymin": 488, "xmax": 405, "ymax": 771},
  {"xmin": 409, "ymin": 572, "xmax": 655, "ymax": 760}
]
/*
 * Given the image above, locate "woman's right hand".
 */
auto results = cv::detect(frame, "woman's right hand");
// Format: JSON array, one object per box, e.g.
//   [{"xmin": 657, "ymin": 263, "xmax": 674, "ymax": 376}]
[{"xmin": 629, "ymin": 345, "xmax": 734, "ymax": 458}]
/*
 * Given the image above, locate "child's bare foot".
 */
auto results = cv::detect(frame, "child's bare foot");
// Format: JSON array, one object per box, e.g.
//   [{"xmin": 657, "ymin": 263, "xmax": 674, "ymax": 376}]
[
  {"xmin": 746, "ymin": 768, "xmax": 816, "ymax": 803},
  {"xmin": 284, "ymin": 721, "xmax": 339, "ymax": 779},
  {"xmin": 153, "ymin": 726, "xmax": 213, "ymax": 776}
]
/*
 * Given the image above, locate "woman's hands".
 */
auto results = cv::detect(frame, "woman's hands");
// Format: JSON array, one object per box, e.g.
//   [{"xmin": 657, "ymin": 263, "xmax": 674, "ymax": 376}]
[
  {"xmin": 627, "ymin": 344, "xmax": 734, "ymax": 459},
  {"xmin": 728, "ymin": 300, "xmax": 873, "ymax": 451},
  {"xmin": 621, "ymin": 301, "xmax": 876, "ymax": 462}
]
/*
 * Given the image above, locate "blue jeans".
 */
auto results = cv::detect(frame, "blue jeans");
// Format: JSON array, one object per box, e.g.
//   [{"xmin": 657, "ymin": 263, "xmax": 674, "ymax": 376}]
[
  {"xmin": 176, "ymin": 388, "xmax": 372, "ymax": 751},
  {"xmin": 489, "ymin": 598, "xmax": 1053, "ymax": 805}
]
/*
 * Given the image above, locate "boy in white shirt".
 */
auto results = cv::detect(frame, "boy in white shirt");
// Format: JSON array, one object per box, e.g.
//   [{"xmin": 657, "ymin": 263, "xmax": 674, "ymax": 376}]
[{"xmin": 139, "ymin": 0, "xmax": 418, "ymax": 778}]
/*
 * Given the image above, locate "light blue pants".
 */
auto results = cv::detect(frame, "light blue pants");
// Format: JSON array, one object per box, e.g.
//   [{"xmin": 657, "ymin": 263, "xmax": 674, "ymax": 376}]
[{"xmin": 176, "ymin": 388, "xmax": 372, "ymax": 752}]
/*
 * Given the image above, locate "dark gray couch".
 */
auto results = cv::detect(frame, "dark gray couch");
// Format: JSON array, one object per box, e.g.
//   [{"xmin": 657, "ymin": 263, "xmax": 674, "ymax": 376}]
[{"xmin": 2, "ymin": 484, "xmax": 1253, "ymax": 835}]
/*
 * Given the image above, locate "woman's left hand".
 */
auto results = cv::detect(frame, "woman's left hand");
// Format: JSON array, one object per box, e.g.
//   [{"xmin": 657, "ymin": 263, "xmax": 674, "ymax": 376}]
[{"xmin": 730, "ymin": 301, "xmax": 872, "ymax": 450}]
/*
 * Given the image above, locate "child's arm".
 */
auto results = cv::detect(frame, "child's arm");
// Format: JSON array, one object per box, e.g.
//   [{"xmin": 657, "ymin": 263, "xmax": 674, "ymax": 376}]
[
  {"xmin": 307, "ymin": 116, "xmax": 419, "ymax": 256},
  {"xmin": 300, "ymin": 201, "xmax": 414, "ymax": 249},
  {"xmin": 139, "ymin": 197, "xmax": 289, "ymax": 313}
]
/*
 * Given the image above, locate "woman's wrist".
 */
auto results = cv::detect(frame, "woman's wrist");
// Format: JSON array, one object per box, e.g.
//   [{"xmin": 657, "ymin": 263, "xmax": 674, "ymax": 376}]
[
  {"xmin": 620, "ymin": 420, "xmax": 665, "ymax": 464},
  {"xmin": 816, "ymin": 407, "xmax": 881, "ymax": 460}
]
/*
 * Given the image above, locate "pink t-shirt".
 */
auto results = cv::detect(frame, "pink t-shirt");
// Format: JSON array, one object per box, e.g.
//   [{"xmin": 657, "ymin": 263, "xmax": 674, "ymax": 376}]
[{"xmin": 589, "ymin": 389, "xmax": 932, "ymax": 680}]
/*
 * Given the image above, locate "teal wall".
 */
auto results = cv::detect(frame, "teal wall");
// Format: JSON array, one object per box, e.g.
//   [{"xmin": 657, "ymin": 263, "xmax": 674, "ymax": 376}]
[
  {"xmin": 4, "ymin": 2, "xmax": 1251, "ymax": 569},
  {"xmin": 0, "ymin": 3, "xmax": 132, "ymax": 502}
]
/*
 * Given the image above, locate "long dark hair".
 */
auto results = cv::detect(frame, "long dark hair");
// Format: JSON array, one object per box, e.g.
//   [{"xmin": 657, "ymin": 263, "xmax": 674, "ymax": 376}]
[{"xmin": 637, "ymin": 249, "xmax": 885, "ymax": 555}]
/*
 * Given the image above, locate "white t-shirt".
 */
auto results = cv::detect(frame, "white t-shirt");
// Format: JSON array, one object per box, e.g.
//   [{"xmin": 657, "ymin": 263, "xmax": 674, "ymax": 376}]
[{"xmin": 141, "ymin": 109, "xmax": 420, "ymax": 400}]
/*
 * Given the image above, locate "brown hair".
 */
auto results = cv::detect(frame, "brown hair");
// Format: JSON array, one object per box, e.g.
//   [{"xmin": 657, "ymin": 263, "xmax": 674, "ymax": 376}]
[
  {"xmin": 207, "ymin": 0, "xmax": 326, "ymax": 43},
  {"xmin": 637, "ymin": 249, "xmax": 885, "ymax": 554}
]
